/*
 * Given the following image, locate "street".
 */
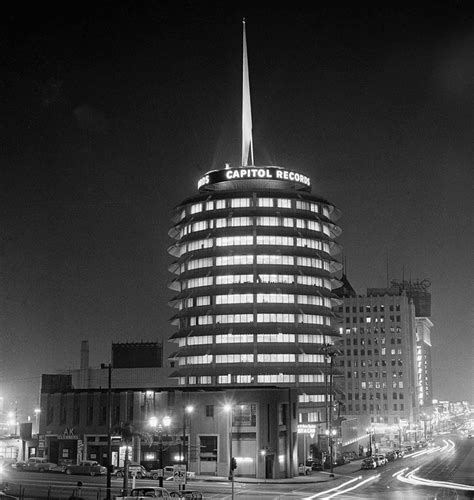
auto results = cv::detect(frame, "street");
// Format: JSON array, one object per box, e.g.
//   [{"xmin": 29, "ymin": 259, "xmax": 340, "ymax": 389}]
[{"xmin": 1, "ymin": 434, "xmax": 472, "ymax": 499}]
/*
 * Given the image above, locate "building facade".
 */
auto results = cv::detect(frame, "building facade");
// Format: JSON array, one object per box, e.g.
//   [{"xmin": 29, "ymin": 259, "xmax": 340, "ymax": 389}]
[
  {"xmin": 335, "ymin": 286, "xmax": 420, "ymax": 450},
  {"xmin": 167, "ymin": 166, "xmax": 343, "ymax": 433},
  {"xmin": 38, "ymin": 372, "xmax": 298, "ymax": 479}
]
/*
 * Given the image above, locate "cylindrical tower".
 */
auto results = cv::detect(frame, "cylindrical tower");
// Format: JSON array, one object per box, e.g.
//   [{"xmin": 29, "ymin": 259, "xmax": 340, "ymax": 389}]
[{"xmin": 168, "ymin": 165, "xmax": 342, "ymax": 423}]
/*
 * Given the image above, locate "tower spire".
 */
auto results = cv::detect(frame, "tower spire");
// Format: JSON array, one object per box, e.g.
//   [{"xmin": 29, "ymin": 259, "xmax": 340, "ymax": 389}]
[{"xmin": 242, "ymin": 18, "xmax": 254, "ymax": 166}]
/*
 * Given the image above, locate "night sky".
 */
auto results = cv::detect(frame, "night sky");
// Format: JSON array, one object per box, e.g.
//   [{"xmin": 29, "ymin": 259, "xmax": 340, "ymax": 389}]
[{"xmin": 1, "ymin": 2, "xmax": 473, "ymax": 419}]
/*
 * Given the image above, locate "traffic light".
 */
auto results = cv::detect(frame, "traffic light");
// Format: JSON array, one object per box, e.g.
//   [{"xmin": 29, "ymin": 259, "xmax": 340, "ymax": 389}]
[{"xmin": 230, "ymin": 457, "xmax": 237, "ymax": 470}]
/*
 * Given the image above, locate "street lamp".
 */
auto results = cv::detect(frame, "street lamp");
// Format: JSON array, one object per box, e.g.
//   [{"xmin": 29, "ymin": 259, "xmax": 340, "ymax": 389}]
[
  {"xmin": 182, "ymin": 405, "xmax": 194, "ymax": 468},
  {"xmin": 398, "ymin": 425, "xmax": 402, "ymax": 449},
  {"xmin": 100, "ymin": 363, "xmax": 112, "ymax": 500},
  {"xmin": 33, "ymin": 408, "xmax": 41, "ymax": 436},
  {"xmin": 366, "ymin": 427, "xmax": 374, "ymax": 457},
  {"xmin": 223, "ymin": 404, "xmax": 235, "ymax": 499},
  {"xmin": 149, "ymin": 415, "xmax": 171, "ymax": 488},
  {"xmin": 324, "ymin": 428, "xmax": 337, "ymax": 475}
]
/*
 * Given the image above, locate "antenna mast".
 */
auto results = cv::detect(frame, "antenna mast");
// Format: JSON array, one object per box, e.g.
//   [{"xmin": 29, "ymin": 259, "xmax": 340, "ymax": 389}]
[{"xmin": 242, "ymin": 18, "xmax": 254, "ymax": 166}]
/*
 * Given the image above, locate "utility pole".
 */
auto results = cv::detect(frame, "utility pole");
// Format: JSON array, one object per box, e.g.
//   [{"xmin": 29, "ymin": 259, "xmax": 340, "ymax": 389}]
[{"xmin": 101, "ymin": 363, "xmax": 112, "ymax": 500}]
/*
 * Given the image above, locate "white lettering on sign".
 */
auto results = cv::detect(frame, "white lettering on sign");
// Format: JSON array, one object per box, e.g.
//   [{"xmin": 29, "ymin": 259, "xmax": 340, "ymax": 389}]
[
  {"xmin": 197, "ymin": 167, "xmax": 311, "ymax": 190},
  {"xmin": 58, "ymin": 427, "xmax": 79, "ymax": 440},
  {"xmin": 197, "ymin": 174, "xmax": 210, "ymax": 189}
]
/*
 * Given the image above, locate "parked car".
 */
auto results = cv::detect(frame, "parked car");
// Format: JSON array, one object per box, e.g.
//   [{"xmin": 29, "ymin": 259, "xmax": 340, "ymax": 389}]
[
  {"xmin": 394, "ymin": 449, "xmax": 405, "ymax": 458},
  {"xmin": 404, "ymin": 445, "xmax": 413, "ymax": 453},
  {"xmin": 115, "ymin": 486, "xmax": 171, "ymax": 499},
  {"xmin": 373, "ymin": 454, "xmax": 387, "ymax": 467},
  {"xmin": 385, "ymin": 451, "xmax": 397, "ymax": 461},
  {"xmin": 148, "ymin": 466, "xmax": 195, "ymax": 481},
  {"xmin": 170, "ymin": 491, "xmax": 203, "ymax": 499},
  {"xmin": 298, "ymin": 463, "xmax": 311, "ymax": 475},
  {"xmin": 113, "ymin": 463, "xmax": 147, "ymax": 479},
  {"xmin": 361, "ymin": 457, "xmax": 377, "ymax": 470},
  {"xmin": 305, "ymin": 459, "xmax": 322, "ymax": 471},
  {"xmin": 17, "ymin": 458, "xmax": 57, "ymax": 472},
  {"xmin": 65, "ymin": 460, "xmax": 107, "ymax": 476}
]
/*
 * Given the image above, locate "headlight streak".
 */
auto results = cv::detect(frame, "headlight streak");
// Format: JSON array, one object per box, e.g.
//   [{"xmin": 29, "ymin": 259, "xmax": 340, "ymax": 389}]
[
  {"xmin": 303, "ymin": 477, "xmax": 362, "ymax": 499},
  {"xmin": 323, "ymin": 474, "xmax": 381, "ymax": 498},
  {"xmin": 396, "ymin": 455, "xmax": 473, "ymax": 493},
  {"xmin": 392, "ymin": 467, "xmax": 409, "ymax": 477}
]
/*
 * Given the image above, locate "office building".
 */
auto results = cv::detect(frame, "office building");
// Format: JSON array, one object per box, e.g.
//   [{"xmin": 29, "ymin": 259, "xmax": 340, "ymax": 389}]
[{"xmin": 335, "ymin": 283, "xmax": 421, "ymax": 448}]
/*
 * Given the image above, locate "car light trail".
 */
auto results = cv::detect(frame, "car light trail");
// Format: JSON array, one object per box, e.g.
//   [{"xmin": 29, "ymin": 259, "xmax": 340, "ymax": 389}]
[
  {"xmin": 303, "ymin": 476, "xmax": 362, "ymax": 499},
  {"xmin": 397, "ymin": 465, "xmax": 473, "ymax": 492},
  {"xmin": 323, "ymin": 474, "xmax": 381, "ymax": 498}
]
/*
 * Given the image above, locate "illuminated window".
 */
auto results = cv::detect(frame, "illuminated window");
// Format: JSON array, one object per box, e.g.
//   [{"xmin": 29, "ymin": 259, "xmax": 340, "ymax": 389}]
[
  {"xmin": 185, "ymin": 276, "xmax": 213, "ymax": 289},
  {"xmin": 296, "ymin": 201, "xmax": 309, "ymax": 210},
  {"xmin": 190, "ymin": 203, "xmax": 202, "ymax": 214},
  {"xmin": 297, "ymin": 276, "xmax": 324, "ymax": 287},
  {"xmin": 215, "ymin": 200, "xmax": 226, "ymax": 209},
  {"xmin": 298, "ymin": 354, "xmax": 324, "ymax": 363},
  {"xmin": 182, "ymin": 354, "xmax": 213, "ymax": 365},
  {"xmin": 256, "ymin": 235, "xmax": 293, "ymax": 246},
  {"xmin": 216, "ymin": 334, "xmax": 253, "ymax": 343},
  {"xmin": 257, "ymin": 333, "xmax": 295, "ymax": 342},
  {"xmin": 215, "ymin": 314, "xmax": 254, "ymax": 323},
  {"xmin": 298, "ymin": 334, "xmax": 326, "ymax": 343},
  {"xmin": 296, "ymin": 256, "xmax": 323, "ymax": 268},
  {"xmin": 257, "ymin": 293, "xmax": 294, "ymax": 303},
  {"xmin": 218, "ymin": 375, "xmax": 231, "ymax": 383},
  {"xmin": 216, "ymin": 255, "xmax": 253, "ymax": 266},
  {"xmin": 296, "ymin": 238, "xmax": 323, "ymax": 250},
  {"xmin": 257, "ymin": 313, "xmax": 295, "ymax": 323},
  {"xmin": 297, "ymin": 314, "xmax": 325, "ymax": 325},
  {"xmin": 216, "ymin": 354, "xmax": 254, "ymax": 363},
  {"xmin": 216, "ymin": 274, "xmax": 253, "ymax": 285},
  {"xmin": 196, "ymin": 296, "xmax": 211, "ymax": 306},
  {"xmin": 205, "ymin": 201, "xmax": 214, "ymax": 211},
  {"xmin": 257, "ymin": 197, "xmax": 273, "ymax": 207},
  {"xmin": 216, "ymin": 235, "xmax": 253, "ymax": 246},
  {"xmin": 259, "ymin": 274, "xmax": 294, "ymax": 284},
  {"xmin": 258, "ymin": 374, "xmax": 295, "ymax": 383},
  {"xmin": 185, "ymin": 336, "xmax": 213, "ymax": 346},
  {"xmin": 229, "ymin": 216, "xmax": 252, "ymax": 227},
  {"xmin": 257, "ymin": 255, "xmax": 294, "ymax": 265},
  {"xmin": 299, "ymin": 394, "xmax": 325, "ymax": 403},
  {"xmin": 216, "ymin": 294, "xmax": 253, "ymax": 304},
  {"xmin": 187, "ymin": 257, "xmax": 213, "ymax": 270},
  {"xmin": 277, "ymin": 199, "xmax": 291, "ymax": 208},
  {"xmin": 231, "ymin": 198, "xmax": 251, "ymax": 208},
  {"xmin": 257, "ymin": 354, "xmax": 295, "ymax": 363}
]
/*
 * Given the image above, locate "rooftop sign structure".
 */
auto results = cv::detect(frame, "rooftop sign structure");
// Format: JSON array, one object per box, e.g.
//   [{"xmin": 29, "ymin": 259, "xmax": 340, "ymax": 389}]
[{"xmin": 197, "ymin": 166, "xmax": 311, "ymax": 191}]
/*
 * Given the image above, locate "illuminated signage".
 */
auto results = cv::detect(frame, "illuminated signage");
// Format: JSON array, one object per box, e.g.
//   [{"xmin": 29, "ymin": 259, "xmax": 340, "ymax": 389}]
[{"xmin": 197, "ymin": 166, "xmax": 311, "ymax": 190}]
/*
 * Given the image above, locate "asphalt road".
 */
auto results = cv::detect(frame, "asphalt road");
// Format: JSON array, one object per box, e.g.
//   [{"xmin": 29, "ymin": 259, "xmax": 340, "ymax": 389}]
[{"xmin": 2, "ymin": 433, "xmax": 472, "ymax": 499}]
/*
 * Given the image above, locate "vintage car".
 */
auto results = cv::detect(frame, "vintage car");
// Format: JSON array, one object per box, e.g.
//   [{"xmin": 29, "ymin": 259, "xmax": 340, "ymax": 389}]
[
  {"xmin": 16, "ymin": 458, "xmax": 57, "ymax": 472},
  {"xmin": 115, "ymin": 487, "xmax": 171, "ymax": 499},
  {"xmin": 65, "ymin": 460, "xmax": 107, "ymax": 476},
  {"xmin": 113, "ymin": 463, "xmax": 147, "ymax": 479},
  {"xmin": 148, "ymin": 466, "xmax": 195, "ymax": 481},
  {"xmin": 360, "ymin": 457, "xmax": 377, "ymax": 469}
]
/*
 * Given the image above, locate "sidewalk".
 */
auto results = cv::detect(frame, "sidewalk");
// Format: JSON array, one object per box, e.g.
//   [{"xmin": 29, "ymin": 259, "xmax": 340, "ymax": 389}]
[{"xmin": 196, "ymin": 459, "xmax": 363, "ymax": 485}]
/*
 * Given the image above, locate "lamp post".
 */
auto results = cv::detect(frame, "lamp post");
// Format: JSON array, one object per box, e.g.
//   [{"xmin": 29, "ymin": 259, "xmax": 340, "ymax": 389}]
[
  {"xmin": 324, "ymin": 428, "xmax": 337, "ymax": 475},
  {"xmin": 34, "ymin": 408, "xmax": 41, "ymax": 434},
  {"xmin": 101, "ymin": 363, "xmax": 112, "ymax": 500},
  {"xmin": 224, "ymin": 404, "xmax": 234, "ymax": 500},
  {"xmin": 398, "ymin": 426, "xmax": 402, "ymax": 449},
  {"xmin": 182, "ymin": 405, "xmax": 194, "ymax": 469},
  {"xmin": 366, "ymin": 427, "xmax": 374, "ymax": 456},
  {"xmin": 150, "ymin": 415, "xmax": 171, "ymax": 488}
]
